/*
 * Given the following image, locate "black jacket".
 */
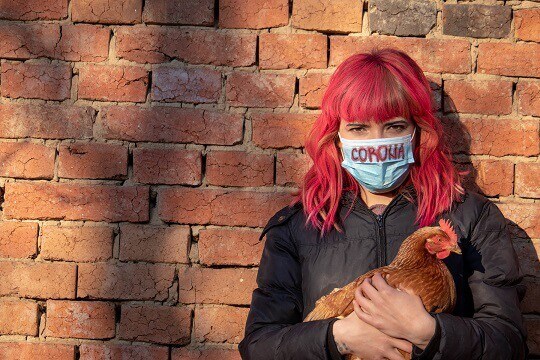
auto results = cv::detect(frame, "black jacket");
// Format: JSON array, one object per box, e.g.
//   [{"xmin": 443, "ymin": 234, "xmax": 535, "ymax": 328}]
[{"xmin": 238, "ymin": 185, "xmax": 529, "ymax": 360}]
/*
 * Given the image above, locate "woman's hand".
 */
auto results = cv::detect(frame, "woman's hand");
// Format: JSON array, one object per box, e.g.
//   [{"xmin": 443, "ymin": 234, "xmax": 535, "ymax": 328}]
[
  {"xmin": 333, "ymin": 308, "xmax": 413, "ymax": 359},
  {"xmin": 353, "ymin": 272, "xmax": 436, "ymax": 349}
]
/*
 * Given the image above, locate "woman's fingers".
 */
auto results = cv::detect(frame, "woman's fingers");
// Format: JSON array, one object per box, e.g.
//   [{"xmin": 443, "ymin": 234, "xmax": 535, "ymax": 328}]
[
  {"xmin": 359, "ymin": 277, "xmax": 383, "ymax": 302},
  {"xmin": 392, "ymin": 338, "xmax": 413, "ymax": 353},
  {"xmin": 385, "ymin": 347, "xmax": 407, "ymax": 360},
  {"xmin": 355, "ymin": 286, "xmax": 377, "ymax": 315}
]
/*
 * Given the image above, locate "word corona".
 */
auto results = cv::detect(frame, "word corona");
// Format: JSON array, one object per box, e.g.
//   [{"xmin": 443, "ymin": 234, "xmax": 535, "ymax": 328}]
[{"xmin": 349, "ymin": 143, "xmax": 405, "ymax": 163}]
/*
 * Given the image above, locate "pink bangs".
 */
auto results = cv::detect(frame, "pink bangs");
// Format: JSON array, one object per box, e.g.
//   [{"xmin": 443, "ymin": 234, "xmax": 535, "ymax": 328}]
[{"xmin": 289, "ymin": 47, "xmax": 467, "ymax": 237}]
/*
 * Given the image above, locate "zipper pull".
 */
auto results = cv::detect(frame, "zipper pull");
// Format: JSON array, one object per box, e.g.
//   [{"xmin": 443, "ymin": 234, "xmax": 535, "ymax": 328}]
[{"xmin": 376, "ymin": 214, "xmax": 383, "ymax": 224}]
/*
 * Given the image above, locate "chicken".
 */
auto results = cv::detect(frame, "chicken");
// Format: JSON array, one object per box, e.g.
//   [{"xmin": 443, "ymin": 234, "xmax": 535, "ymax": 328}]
[{"xmin": 303, "ymin": 218, "xmax": 461, "ymax": 360}]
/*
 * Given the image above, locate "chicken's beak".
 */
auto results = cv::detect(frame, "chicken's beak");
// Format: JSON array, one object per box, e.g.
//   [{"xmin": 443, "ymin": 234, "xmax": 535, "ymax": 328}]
[{"xmin": 449, "ymin": 243, "xmax": 462, "ymax": 255}]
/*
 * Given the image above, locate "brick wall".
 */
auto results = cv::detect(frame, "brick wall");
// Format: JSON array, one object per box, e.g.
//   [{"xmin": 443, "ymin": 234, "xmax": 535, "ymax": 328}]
[{"xmin": 0, "ymin": 0, "xmax": 538, "ymax": 359}]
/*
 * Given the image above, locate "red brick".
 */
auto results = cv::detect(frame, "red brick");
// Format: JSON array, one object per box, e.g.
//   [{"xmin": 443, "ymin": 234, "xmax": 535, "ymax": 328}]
[
  {"xmin": 116, "ymin": 26, "xmax": 256, "ymax": 66},
  {"xmin": 0, "ymin": 342, "xmax": 75, "ymax": 360},
  {"xmin": 497, "ymin": 202, "xmax": 539, "ymax": 239},
  {"xmin": 443, "ymin": 117, "xmax": 539, "ymax": 157},
  {"xmin": 0, "ymin": 0, "xmax": 68, "ymax": 20},
  {"xmin": 132, "ymin": 147, "xmax": 202, "ymax": 185},
  {"xmin": 40, "ymin": 224, "xmax": 114, "ymax": 262},
  {"xmin": 276, "ymin": 152, "xmax": 312, "ymax": 187},
  {"xmin": 292, "ymin": 0, "xmax": 362, "ymax": 32},
  {"xmin": 78, "ymin": 65, "xmax": 148, "ymax": 102},
  {"xmin": 119, "ymin": 223, "xmax": 190, "ymax": 263},
  {"xmin": 198, "ymin": 228, "xmax": 264, "ymax": 266},
  {"xmin": 515, "ymin": 8, "xmax": 540, "ymax": 42},
  {"xmin": 152, "ymin": 66, "xmax": 221, "ymax": 103},
  {"xmin": 3, "ymin": 182, "xmax": 149, "ymax": 222},
  {"xmin": 443, "ymin": 79, "xmax": 513, "ymax": 115},
  {"xmin": 143, "ymin": 0, "xmax": 214, "ymax": 25},
  {"xmin": 0, "ymin": 222, "xmax": 38, "ymax": 259},
  {"xmin": 157, "ymin": 188, "xmax": 293, "ymax": 227},
  {"xmin": 0, "ymin": 298, "xmax": 39, "ymax": 335},
  {"xmin": 259, "ymin": 33, "xmax": 327, "ymax": 69},
  {"xmin": 98, "ymin": 106, "xmax": 243, "ymax": 145},
  {"xmin": 299, "ymin": 72, "xmax": 332, "ymax": 109},
  {"xmin": 45, "ymin": 300, "xmax": 115, "ymax": 339},
  {"xmin": 172, "ymin": 347, "xmax": 241, "ymax": 360},
  {"xmin": 58, "ymin": 142, "xmax": 128, "ymax": 179},
  {"xmin": 0, "ymin": 103, "xmax": 94, "ymax": 139},
  {"xmin": 219, "ymin": 0, "xmax": 288, "ymax": 29},
  {"xmin": 72, "ymin": 0, "xmax": 142, "ymax": 24},
  {"xmin": 55, "ymin": 24, "xmax": 110, "ymax": 62},
  {"xmin": 251, "ymin": 112, "xmax": 317, "ymax": 149},
  {"xmin": 0, "ymin": 24, "xmax": 60, "ymax": 59},
  {"xmin": 226, "ymin": 72, "xmax": 295, "ymax": 107},
  {"xmin": 331, "ymin": 36, "xmax": 471, "ymax": 74},
  {"xmin": 178, "ymin": 266, "xmax": 257, "ymax": 305},
  {"xmin": 119, "ymin": 304, "xmax": 191, "ymax": 344},
  {"xmin": 478, "ymin": 42, "xmax": 540, "ymax": 78},
  {"xmin": 515, "ymin": 162, "xmax": 540, "ymax": 198},
  {"xmin": 458, "ymin": 159, "xmax": 514, "ymax": 197},
  {"xmin": 517, "ymin": 80, "xmax": 540, "ymax": 117},
  {"xmin": 1, "ymin": 61, "xmax": 71, "ymax": 101},
  {"xmin": 206, "ymin": 150, "xmax": 274, "ymax": 187},
  {"xmin": 194, "ymin": 305, "xmax": 248, "ymax": 343},
  {"xmin": 78, "ymin": 262, "xmax": 175, "ymax": 301},
  {"xmin": 79, "ymin": 343, "xmax": 169, "ymax": 360},
  {"xmin": 0, "ymin": 261, "xmax": 76, "ymax": 298},
  {"xmin": 0, "ymin": 141, "xmax": 55, "ymax": 178}
]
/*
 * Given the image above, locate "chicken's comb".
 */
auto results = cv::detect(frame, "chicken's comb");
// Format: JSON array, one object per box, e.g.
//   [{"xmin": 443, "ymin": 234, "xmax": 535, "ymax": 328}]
[{"xmin": 438, "ymin": 218, "xmax": 458, "ymax": 243}]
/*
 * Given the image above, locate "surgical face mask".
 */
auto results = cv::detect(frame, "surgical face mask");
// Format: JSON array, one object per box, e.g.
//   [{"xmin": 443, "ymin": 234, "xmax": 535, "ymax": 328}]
[{"xmin": 338, "ymin": 127, "xmax": 416, "ymax": 194}]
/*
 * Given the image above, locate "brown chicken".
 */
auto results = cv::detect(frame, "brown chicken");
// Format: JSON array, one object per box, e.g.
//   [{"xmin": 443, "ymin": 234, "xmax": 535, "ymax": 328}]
[{"xmin": 303, "ymin": 218, "xmax": 461, "ymax": 360}]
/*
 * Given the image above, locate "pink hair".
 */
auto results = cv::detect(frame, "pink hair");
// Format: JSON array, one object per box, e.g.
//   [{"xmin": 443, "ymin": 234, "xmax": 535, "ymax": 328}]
[{"xmin": 289, "ymin": 47, "xmax": 467, "ymax": 237}]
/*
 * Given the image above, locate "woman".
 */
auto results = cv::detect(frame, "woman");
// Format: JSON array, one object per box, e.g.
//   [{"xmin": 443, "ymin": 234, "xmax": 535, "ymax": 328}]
[{"xmin": 238, "ymin": 48, "xmax": 528, "ymax": 360}]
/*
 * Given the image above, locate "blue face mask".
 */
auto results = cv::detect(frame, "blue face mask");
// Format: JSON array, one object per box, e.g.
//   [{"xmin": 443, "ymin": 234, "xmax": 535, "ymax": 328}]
[{"xmin": 338, "ymin": 127, "xmax": 416, "ymax": 194}]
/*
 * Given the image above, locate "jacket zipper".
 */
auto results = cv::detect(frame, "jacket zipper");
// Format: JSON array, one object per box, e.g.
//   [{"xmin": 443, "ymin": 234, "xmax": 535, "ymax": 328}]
[{"xmin": 354, "ymin": 192, "xmax": 404, "ymax": 267}]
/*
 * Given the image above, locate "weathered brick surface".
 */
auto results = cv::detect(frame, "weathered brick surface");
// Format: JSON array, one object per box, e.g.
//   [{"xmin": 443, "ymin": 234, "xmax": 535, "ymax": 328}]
[
  {"xmin": 299, "ymin": 72, "xmax": 333, "ymax": 109},
  {"xmin": 133, "ymin": 147, "xmax": 202, "ymax": 185},
  {"xmin": 45, "ymin": 300, "xmax": 115, "ymax": 339},
  {"xmin": 172, "ymin": 347, "xmax": 241, "ymax": 360},
  {"xmin": 442, "ymin": 4, "xmax": 512, "ymax": 38},
  {"xmin": 517, "ymin": 80, "xmax": 540, "ymax": 117},
  {"xmin": 0, "ymin": 141, "xmax": 55, "ymax": 178},
  {"xmin": 116, "ymin": 26, "xmax": 256, "ymax": 66},
  {"xmin": 443, "ymin": 79, "xmax": 513, "ymax": 115},
  {"xmin": 40, "ymin": 225, "xmax": 114, "ymax": 262},
  {"xmin": 119, "ymin": 304, "xmax": 191, "ymax": 344},
  {"xmin": 72, "ymin": 0, "xmax": 142, "ymax": 24},
  {"xmin": 78, "ymin": 262, "xmax": 175, "ymax": 300},
  {"xmin": 0, "ymin": 298, "xmax": 39, "ymax": 335},
  {"xmin": 79, "ymin": 343, "xmax": 169, "ymax": 360},
  {"xmin": 194, "ymin": 305, "xmax": 249, "ymax": 343},
  {"xmin": 515, "ymin": 163, "xmax": 540, "ymax": 198},
  {"xmin": 119, "ymin": 223, "xmax": 190, "ymax": 263},
  {"xmin": 198, "ymin": 228, "xmax": 265, "ymax": 266},
  {"xmin": 370, "ymin": 0, "xmax": 437, "ymax": 36},
  {"xmin": 206, "ymin": 150, "xmax": 274, "ymax": 187},
  {"xmin": 251, "ymin": 112, "xmax": 317, "ymax": 149},
  {"xmin": 143, "ymin": 0, "xmax": 214, "ymax": 25},
  {"xmin": 259, "ymin": 33, "xmax": 327, "ymax": 69},
  {"xmin": 514, "ymin": 8, "xmax": 540, "ymax": 42},
  {"xmin": 0, "ymin": 343, "xmax": 76, "ymax": 360},
  {"xmin": 0, "ymin": 0, "xmax": 68, "ymax": 20},
  {"xmin": 292, "ymin": 0, "xmax": 363, "ymax": 32},
  {"xmin": 0, "ymin": 222, "xmax": 38, "ymax": 259},
  {"xmin": 152, "ymin": 66, "xmax": 221, "ymax": 103},
  {"xmin": 477, "ymin": 42, "xmax": 540, "ymax": 78},
  {"xmin": 1, "ymin": 61, "xmax": 71, "ymax": 100},
  {"xmin": 98, "ymin": 106, "xmax": 243, "ymax": 144},
  {"xmin": 3, "ymin": 182, "xmax": 149, "ymax": 222},
  {"xmin": 276, "ymin": 152, "xmax": 313, "ymax": 187},
  {"xmin": 219, "ymin": 0, "xmax": 288, "ymax": 29},
  {"xmin": 226, "ymin": 72, "xmax": 296, "ymax": 107},
  {"xmin": 58, "ymin": 142, "xmax": 128, "ymax": 179},
  {"xmin": 78, "ymin": 65, "xmax": 149, "ymax": 102}
]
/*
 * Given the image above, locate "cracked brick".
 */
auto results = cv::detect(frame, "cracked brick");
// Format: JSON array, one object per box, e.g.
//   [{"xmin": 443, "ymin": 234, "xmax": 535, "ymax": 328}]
[
  {"xmin": 0, "ymin": 141, "xmax": 55, "ymax": 179},
  {"xmin": 72, "ymin": 0, "xmax": 142, "ymax": 24},
  {"xmin": 78, "ymin": 64, "xmax": 148, "ymax": 102},
  {"xmin": 515, "ymin": 163, "xmax": 540, "ymax": 198},
  {"xmin": 219, "ymin": 0, "xmax": 288, "ymax": 29},
  {"xmin": 0, "ymin": 222, "xmax": 38, "ymax": 259},
  {"xmin": 0, "ymin": 0, "xmax": 68, "ymax": 20},
  {"xmin": 292, "ymin": 0, "xmax": 362, "ymax": 32},
  {"xmin": 0, "ymin": 343, "xmax": 75, "ymax": 358},
  {"xmin": 98, "ymin": 106, "xmax": 243, "ymax": 145},
  {"xmin": 259, "ymin": 33, "xmax": 327, "ymax": 70},
  {"xmin": 497, "ymin": 202, "xmax": 540, "ymax": 239},
  {"xmin": 79, "ymin": 343, "xmax": 169, "ymax": 359},
  {"xmin": 443, "ymin": 79, "xmax": 513, "ymax": 115},
  {"xmin": 370, "ymin": 0, "xmax": 436, "ymax": 36},
  {"xmin": 116, "ymin": 26, "xmax": 256, "ymax": 66},
  {"xmin": 251, "ymin": 112, "xmax": 317, "ymax": 149},
  {"xmin": 1, "ymin": 61, "xmax": 71, "ymax": 101},
  {"xmin": 172, "ymin": 347, "xmax": 241, "ymax": 359},
  {"xmin": 515, "ymin": 8, "xmax": 540, "ymax": 42},
  {"xmin": 0, "ymin": 298, "xmax": 38, "ymax": 336},
  {"xmin": 194, "ymin": 305, "xmax": 248, "ymax": 343},
  {"xmin": 517, "ymin": 80, "xmax": 540, "ymax": 117},
  {"xmin": 443, "ymin": 4, "xmax": 511, "ymax": 39},
  {"xmin": 198, "ymin": 228, "xmax": 264, "ymax": 266},
  {"xmin": 58, "ymin": 142, "xmax": 128, "ymax": 180},
  {"xmin": 478, "ymin": 42, "xmax": 540, "ymax": 78},
  {"xmin": 276, "ymin": 152, "xmax": 313, "ymax": 187},
  {"xmin": 206, "ymin": 150, "xmax": 273, "ymax": 187},
  {"xmin": 143, "ymin": 0, "xmax": 213, "ymax": 25},
  {"xmin": 299, "ymin": 71, "xmax": 332, "ymax": 109},
  {"xmin": 226, "ymin": 72, "xmax": 295, "ymax": 108},
  {"xmin": 151, "ymin": 66, "xmax": 221, "ymax": 103},
  {"xmin": 3, "ymin": 182, "xmax": 149, "ymax": 222},
  {"xmin": 132, "ymin": 147, "xmax": 202, "ymax": 185}
]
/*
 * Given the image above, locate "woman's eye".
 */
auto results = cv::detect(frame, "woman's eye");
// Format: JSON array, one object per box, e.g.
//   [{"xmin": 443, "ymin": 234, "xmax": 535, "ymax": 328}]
[
  {"xmin": 350, "ymin": 127, "xmax": 366, "ymax": 132},
  {"xmin": 389, "ymin": 125, "xmax": 406, "ymax": 131}
]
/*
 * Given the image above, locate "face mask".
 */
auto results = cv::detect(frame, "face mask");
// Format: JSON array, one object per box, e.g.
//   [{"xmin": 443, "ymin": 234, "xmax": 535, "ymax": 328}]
[{"xmin": 338, "ymin": 127, "xmax": 416, "ymax": 194}]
